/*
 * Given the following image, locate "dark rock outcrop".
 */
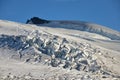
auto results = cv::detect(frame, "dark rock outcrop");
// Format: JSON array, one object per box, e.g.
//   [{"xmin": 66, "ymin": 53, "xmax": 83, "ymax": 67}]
[{"xmin": 26, "ymin": 17, "xmax": 50, "ymax": 24}]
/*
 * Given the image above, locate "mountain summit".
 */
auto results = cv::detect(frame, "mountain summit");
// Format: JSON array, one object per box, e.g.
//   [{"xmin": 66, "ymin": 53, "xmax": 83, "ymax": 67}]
[
  {"xmin": 26, "ymin": 17, "xmax": 120, "ymax": 40},
  {"xmin": 26, "ymin": 17, "xmax": 50, "ymax": 24}
]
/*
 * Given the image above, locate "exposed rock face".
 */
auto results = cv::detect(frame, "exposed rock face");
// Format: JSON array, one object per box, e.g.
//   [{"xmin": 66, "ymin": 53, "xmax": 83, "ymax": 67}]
[{"xmin": 26, "ymin": 17, "xmax": 50, "ymax": 24}]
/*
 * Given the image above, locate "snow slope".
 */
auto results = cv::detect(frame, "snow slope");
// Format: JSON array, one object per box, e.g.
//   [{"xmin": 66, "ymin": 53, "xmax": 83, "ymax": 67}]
[
  {"xmin": 0, "ymin": 20, "xmax": 120, "ymax": 80},
  {"xmin": 39, "ymin": 20, "xmax": 120, "ymax": 40}
]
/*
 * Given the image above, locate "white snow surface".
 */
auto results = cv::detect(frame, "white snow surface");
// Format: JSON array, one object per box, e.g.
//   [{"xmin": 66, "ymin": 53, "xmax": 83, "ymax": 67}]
[{"xmin": 0, "ymin": 20, "xmax": 120, "ymax": 80}]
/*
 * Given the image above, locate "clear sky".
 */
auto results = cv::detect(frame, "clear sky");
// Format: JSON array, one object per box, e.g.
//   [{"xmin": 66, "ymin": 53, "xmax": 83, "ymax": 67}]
[{"xmin": 0, "ymin": 0, "xmax": 120, "ymax": 31}]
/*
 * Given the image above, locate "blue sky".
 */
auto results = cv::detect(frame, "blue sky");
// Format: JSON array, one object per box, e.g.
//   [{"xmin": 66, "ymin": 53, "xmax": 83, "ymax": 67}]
[{"xmin": 0, "ymin": 0, "xmax": 120, "ymax": 31}]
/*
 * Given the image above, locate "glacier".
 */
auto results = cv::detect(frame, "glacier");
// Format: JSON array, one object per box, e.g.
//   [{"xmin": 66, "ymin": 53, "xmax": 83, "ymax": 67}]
[{"xmin": 0, "ymin": 19, "xmax": 120, "ymax": 80}]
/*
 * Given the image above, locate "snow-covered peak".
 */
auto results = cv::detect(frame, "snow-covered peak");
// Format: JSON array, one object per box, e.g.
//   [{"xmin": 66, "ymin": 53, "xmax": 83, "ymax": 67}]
[
  {"xmin": 44, "ymin": 21, "xmax": 120, "ymax": 40},
  {"xmin": 26, "ymin": 17, "xmax": 120, "ymax": 40}
]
